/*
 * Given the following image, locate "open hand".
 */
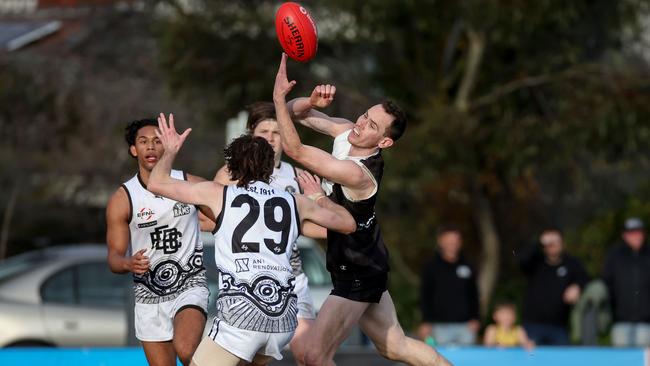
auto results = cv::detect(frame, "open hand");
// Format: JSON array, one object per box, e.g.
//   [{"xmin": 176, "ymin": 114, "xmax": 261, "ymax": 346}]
[
  {"xmin": 296, "ymin": 171, "xmax": 324, "ymax": 199},
  {"xmin": 156, "ymin": 113, "xmax": 191, "ymax": 155},
  {"xmin": 309, "ymin": 84, "xmax": 336, "ymax": 108},
  {"xmin": 273, "ymin": 53, "xmax": 297, "ymax": 102}
]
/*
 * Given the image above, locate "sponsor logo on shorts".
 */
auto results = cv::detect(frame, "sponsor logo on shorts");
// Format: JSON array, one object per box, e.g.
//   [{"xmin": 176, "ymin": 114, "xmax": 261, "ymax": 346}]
[{"xmin": 173, "ymin": 202, "xmax": 191, "ymax": 217}]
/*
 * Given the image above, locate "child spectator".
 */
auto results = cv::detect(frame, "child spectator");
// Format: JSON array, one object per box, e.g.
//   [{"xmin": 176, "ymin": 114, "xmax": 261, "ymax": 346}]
[{"xmin": 484, "ymin": 302, "xmax": 534, "ymax": 350}]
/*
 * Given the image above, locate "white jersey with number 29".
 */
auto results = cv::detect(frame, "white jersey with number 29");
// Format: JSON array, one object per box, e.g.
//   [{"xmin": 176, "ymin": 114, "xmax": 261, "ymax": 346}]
[{"xmin": 213, "ymin": 181, "xmax": 300, "ymax": 333}]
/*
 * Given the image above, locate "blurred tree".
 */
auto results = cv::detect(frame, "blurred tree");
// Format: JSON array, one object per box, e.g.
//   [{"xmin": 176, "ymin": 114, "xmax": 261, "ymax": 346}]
[{"xmin": 155, "ymin": 0, "xmax": 650, "ymax": 328}]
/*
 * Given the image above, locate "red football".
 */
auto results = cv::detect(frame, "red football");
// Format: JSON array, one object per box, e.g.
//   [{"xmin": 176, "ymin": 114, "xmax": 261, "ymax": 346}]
[{"xmin": 275, "ymin": 2, "xmax": 318, "ymax": 62}]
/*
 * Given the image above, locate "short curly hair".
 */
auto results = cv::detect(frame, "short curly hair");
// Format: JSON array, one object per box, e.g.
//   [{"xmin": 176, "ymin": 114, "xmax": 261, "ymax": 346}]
[
  {"xmin": 124, "ymin": 118, "xmax": 158, "ymax": 157},
  {"xmin": 224, "ymin": 135, "xmax": 275, "ymax": 188}
]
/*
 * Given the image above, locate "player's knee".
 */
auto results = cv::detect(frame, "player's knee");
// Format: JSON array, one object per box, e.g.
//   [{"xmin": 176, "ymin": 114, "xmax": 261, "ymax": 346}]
[
  {"xmin": 375, "ymin": 335, "xmax": 407, "ymax": 362},
  {"xmin": 290, "ymin": 344, "xmax": 307, "ymax": 366},
  {"xmin": 176, "ymin": 344, "xmax": 195, "ymax": 366},
  {"xmin": 303, "ymin": 348, "xmax": 325, "ymax": 366}
]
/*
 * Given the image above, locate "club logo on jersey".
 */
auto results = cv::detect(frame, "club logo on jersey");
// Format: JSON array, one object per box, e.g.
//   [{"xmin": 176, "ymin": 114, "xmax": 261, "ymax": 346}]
[
  {"xmin": 357, "ymin": 213, "xmax": 376, "ymax": 230},
  {"xmin": 150, "ymin": 225, "xmax": 182, "ymax": 254},
  {"xmin": 285, "ymin": 185, "xmax": 296, "ymax": 194},
  {"xmin": 456, "ymin": 265, "xmax": 472, "ymax": 279},
  {"xmin": 173, "ymin": 202, "xmax": 191, "ymax": 217},
  {"xmin": 235, "ymin": 258, "xmax": 250, "ymax": 273},
  {"xmin": 137, "ymin": 207, "xmax": 155, "ymax": 221}
]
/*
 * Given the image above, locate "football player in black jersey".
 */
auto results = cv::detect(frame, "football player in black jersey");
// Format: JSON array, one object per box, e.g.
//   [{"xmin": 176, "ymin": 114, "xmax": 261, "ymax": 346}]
[{"xmin": 272, "ymin": 53, "xmax": 452, "ymax": 366}]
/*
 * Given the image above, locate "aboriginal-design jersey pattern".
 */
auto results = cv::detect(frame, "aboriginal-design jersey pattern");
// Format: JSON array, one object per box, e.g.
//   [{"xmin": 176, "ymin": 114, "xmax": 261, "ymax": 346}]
[
  {"xmin": 123, "ymin": 170, "xmax": 207, "ymax": 304},
  {"xmin": 213, "ymin": 181, "xmax": 300, "ymax": 333}
]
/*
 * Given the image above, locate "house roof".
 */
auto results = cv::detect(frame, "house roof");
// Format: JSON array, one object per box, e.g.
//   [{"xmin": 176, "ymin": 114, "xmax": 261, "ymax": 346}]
[{"xmin": 0, "ymin": 20, "xmax": 61, "ymax": 51}]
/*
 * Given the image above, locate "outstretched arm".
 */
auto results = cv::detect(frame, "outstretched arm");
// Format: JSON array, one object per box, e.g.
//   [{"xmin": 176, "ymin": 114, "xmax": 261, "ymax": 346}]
[
  {"xmin": 272, "ymin": 54, "xmax": 372, "ymax": 191},
  {"xmin": 287, "ymin": 85, "xmax": 354, "ymax": 138},
  {"xmin": 295, "ymin": 194, "xmax": 355, "ymax": 235},
  {"xmin": 147, "ymin": 113, "xmax": 224, "ymax": 216}
]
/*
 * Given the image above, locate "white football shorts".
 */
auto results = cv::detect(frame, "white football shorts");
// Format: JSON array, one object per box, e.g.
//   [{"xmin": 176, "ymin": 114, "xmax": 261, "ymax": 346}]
[
  {"xmin": 204, "ymin": 318, "xmax": 294, "ymax": 362},
  {"xmin": 134, "ymin": 286, "xmax": 209, "ymax": 342}
]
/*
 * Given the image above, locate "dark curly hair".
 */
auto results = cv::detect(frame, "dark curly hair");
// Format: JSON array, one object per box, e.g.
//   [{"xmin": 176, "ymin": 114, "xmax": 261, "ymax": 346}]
[
  {"xmin": 125, "ymin": 118, "xmax": 158, "ymax": 157},
  {"xmin": 224, "ymin": 135, "xmax": 275, "ymax": 188},
  {"xmin": 246, "ymin": 101, "xmax": 276, "ymax": 133},
  {"xmin": 382, "ymin": 100, "xmax": 407, "ymax": 142}
]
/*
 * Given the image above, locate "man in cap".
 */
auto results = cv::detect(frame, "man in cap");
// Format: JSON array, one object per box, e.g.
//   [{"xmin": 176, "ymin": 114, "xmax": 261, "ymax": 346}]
[{"xmin": 603, "ymin": 217, "xmax": 650, "ymax": 347}]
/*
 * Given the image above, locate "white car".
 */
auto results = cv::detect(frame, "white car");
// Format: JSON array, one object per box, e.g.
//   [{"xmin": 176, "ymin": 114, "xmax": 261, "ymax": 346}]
[{"xmin": 0, "ymin": 235, "xmax": 332, "ymax": 347}]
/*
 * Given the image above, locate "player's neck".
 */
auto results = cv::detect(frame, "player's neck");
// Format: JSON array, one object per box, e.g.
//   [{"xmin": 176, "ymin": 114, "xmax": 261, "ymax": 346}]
[
  {"xmin": 348, "ymin": 144, "xmax": 379, "ymax": 158},
  {"xmin": 137, "ymin": 166, "xmax": 152, "ymax": 186}
]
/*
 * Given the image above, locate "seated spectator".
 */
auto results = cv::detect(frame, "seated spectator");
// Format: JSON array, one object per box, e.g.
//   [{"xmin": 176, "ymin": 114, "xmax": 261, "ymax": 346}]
[
  {"xmin": 484, "ymin": 302, "xmax": 534, "ymax": 350},
  {"xmin": 603, "ymin": 217, "xmax": 650, "ymax": 347},
  {"xmin": 519, "ymin": 228, "xmax": 590, "ymax": 345},
  {"xmin": 418, "ymin": 225, "xmax": 480, "ymax": 345}
]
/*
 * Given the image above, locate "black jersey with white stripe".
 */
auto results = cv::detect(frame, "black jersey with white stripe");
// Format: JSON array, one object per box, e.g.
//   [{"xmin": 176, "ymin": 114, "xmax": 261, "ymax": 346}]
[{"xmin": 326, "ymin": 151, "xmax": 390, "ymax": 278}]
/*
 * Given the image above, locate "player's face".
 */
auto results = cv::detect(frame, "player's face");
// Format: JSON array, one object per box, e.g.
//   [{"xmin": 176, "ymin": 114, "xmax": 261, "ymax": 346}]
[
  {"xmin": 129, "ymin": 125, "xmax": 163, "ymax": 171},
  {"xmin": 253, "ymin": 119, "xmax": 282, "ymax": 165},
  {"xmin": 348, "ymin": 104, "xmax": 395, "ymax": 150}
]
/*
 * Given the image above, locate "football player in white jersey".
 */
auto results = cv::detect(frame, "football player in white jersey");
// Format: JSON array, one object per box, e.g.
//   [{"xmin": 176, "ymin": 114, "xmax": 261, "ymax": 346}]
[
  {"xmin": 213, "ymin": 102, "xmax": 327, "ymax": 365},
  {"xmin": 106, "ymin": 119, "xmax": 213, "ymax": 366},
  {"xmin": 147, "ymin": 114, "xmax": 356, "ymax": 366}
]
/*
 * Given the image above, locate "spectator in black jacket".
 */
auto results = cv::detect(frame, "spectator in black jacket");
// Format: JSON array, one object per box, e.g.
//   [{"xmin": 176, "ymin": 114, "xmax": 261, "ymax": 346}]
[
  {"xmin": 519, "ymin": 228, "xmax": 590, "ymax": 345},
  {"xmin": 603, "ymin": 217, "xmax": 650, "ymax": 347},
  {"xmin": 418, "ymin": 226, "xmax": 480, "ymax": 345}
]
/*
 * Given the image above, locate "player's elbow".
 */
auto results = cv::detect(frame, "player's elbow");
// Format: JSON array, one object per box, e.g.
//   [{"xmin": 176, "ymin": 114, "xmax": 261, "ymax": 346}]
[
  {"xmin": 282, "ymin": 142, "xmax": 303, "ymax": 160},
  {"xmin": 342, "ymin": 219, "xmax": 357, "ymax": 235}
]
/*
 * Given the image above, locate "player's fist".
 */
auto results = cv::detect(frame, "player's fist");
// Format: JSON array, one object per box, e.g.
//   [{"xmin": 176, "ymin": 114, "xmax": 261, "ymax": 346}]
[
  {"xmin": 309, "ymin": 84, "xmax": 336, "ymax": 109},
  {"xmin": 129, "ymin": 249, "xmax": 150, "ymax": 275}
]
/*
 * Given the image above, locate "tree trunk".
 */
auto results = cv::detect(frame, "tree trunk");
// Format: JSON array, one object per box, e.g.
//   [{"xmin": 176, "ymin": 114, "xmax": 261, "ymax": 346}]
[
  {"xmin": 454, "ymin": 28, "xmax": 485, "ymax": 113},
  {"xmin": 473, "ymin": 185, "xmax": 501, "ymax": 316},
  {"xmin": 0, "ymin": 182, "xmax": 19, "ymax": 260}
]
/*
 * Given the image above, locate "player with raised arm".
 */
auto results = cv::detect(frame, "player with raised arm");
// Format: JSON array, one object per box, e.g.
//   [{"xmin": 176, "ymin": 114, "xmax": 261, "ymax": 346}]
[
  {"xmin": 272, "ymin": 54, "xmax": 452, "ymax": 366},
  {"xmin": 213, "ymin": 102, "xmax": 331, "ymax": 366},
  {"xmin": 147, "ymin": 114, "xmax": 356, "ymax": 366},
  {"xmin": 106, "ymin": 118, "xmax": 211, "ymax": 366}
]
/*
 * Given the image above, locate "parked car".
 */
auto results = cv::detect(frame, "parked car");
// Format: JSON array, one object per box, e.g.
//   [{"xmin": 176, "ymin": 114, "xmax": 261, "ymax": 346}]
[{"xmin": 0, "ymin": 235, "xmax": 332, "ymax": 347}]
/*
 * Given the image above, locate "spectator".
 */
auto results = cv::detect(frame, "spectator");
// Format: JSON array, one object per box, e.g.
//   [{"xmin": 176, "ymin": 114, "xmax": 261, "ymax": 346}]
[
  {"xmin": 519, "ymin": 228, "xmax": 590, "ymax": 345},
  {"xmin": 418, "ymin": 225, "xmax": 480, "ymax": 345},
  {"xmin": 484, "ymin": 302, "xmax": 534, "ymax": 350},
  {"xmin": 602, "ymin": 217, "xmax": 650, "ymax": 347}
]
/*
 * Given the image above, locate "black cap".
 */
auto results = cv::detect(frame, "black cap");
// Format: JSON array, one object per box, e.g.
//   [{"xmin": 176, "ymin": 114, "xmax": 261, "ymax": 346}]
[{"xmin": 624, "ymin": 217, "xmax": 645, "ymax": 231}]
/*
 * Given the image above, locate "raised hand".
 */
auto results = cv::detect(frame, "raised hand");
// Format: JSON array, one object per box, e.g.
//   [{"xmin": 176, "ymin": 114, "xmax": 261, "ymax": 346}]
[
  {"xmin": 129, "ymin": 249, "xmax": 150, "ymax": 275},
  {"xmin": 297, "ymin": 170, "xmax": 325, "ymax": 200},
  {"xmin": 156, "ymin": 113, "xmax": 191, "ymax": 155},
  {"xmin": 273, "ymin": 53, "xmax": 297, "ymax": 102},
  {"xmin": 309, "ymin": 84, "xmax": 336, "ymax": 108}
]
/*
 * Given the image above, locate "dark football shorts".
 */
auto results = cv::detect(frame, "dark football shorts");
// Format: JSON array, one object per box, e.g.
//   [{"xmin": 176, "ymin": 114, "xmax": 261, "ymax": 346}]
[{"xmin": 330, "ymin": 272, "xmax": 388, "ymax": 303}]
